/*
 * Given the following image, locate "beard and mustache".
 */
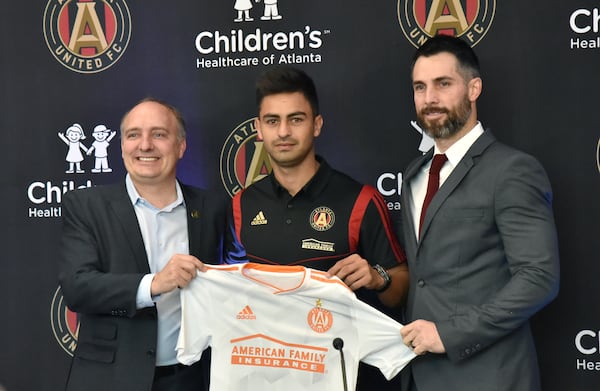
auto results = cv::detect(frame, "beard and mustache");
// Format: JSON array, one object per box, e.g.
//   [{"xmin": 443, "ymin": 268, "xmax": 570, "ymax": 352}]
[{"xmin": 416, "ymin": 94, "xmax": 472, "ymax": 140}]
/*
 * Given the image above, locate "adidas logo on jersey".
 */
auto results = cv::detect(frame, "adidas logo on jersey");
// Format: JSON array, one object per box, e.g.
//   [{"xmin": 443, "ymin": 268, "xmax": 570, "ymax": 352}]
[
  {"xmin": 250, "ymin": 211, "xmax": 268, "ymax": 226},
  {"xmin": 236, "ymin": 305, "xmax": 256, "ymax": 320}
]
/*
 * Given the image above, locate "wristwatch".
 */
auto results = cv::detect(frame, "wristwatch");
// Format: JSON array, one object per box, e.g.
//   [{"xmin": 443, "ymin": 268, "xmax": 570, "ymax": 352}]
[{"xmin": 372, "ymin": 264, "xmax": 391, "ymax": 292}]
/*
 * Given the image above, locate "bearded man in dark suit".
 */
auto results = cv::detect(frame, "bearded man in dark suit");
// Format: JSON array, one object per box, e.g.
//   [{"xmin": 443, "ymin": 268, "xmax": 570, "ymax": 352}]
[{"xmin": 399, "ymin": 35, "xmax": 560, "ymax": 391}]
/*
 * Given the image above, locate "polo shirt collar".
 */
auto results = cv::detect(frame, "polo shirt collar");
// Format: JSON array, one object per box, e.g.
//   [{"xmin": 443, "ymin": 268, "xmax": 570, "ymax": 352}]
[{"xmin": 269, "ymin": 155, "xmax": 332, "ymax": 201}]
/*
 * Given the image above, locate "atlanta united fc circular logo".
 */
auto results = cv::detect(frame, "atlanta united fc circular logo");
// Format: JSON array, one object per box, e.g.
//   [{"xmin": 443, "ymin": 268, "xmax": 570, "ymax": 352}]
[
  {"xmin": 397, "ymin": 0, "xmax": 496, "ymax": 48},
  {"xmin": 43, "ymin": 0, "xmax": 131, "ymax": 74},
  {"xmin": 597, "ymin": 137, "xmax": 600, "ymax": 174},
  {"xmin": 50, "ymin": 286, "xmax": 79, "ymax": 356},
  {"xmin": 220, "ymin": 118, "xmax": 273, "ymax": 197},
  {"xmin": 309, "ymin": 206, "xmax": 335, "ymax": 232},
  {"xmin": 307, "ymin": 299, "xmax": 333, "ymax": 333}
]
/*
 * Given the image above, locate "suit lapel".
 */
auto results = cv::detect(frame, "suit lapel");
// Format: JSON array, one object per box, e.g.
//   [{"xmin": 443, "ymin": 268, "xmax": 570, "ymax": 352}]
[
  {"xmin": 108, "ymin": 183, "xmax": 151, "ymax": 273},
  {"xmin": 402, "ymin": 150, "xmax": 433, "ymax": 253},
  {"xmin": 181, "ymin": 184, "xmax": 205, "ymax": 260},
  {"xmin": 418, "ymin": 131, "xmax": 495, "ymax": 242}
]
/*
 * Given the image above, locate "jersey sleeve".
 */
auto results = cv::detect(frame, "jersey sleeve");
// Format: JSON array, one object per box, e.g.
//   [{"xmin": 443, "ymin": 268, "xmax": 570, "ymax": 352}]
[
  {"xmin": 353, "ymin": 295, "xmax": 415, "ymax": 379},
  {"xmin": 176, "ymin": 272, "xmax": 213, "ymax": 365}
]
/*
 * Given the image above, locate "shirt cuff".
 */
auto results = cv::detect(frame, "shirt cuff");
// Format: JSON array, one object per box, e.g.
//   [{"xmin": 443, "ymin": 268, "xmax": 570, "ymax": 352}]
[{"xmin": 136, "ymin": 273, "xmax": 157, "ymax": 309}]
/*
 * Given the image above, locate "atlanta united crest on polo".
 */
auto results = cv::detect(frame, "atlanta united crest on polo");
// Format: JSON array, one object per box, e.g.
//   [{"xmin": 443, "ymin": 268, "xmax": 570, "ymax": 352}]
[{"xmin": 229, "ymin": 157, "xmax": 405, "ymax": 271}]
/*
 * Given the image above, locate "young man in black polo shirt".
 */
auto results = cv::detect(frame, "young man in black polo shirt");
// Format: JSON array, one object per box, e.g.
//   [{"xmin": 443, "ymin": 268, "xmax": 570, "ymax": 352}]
[{"xmin": 225, "ymin": 65, "xmax": 408, "ymax": 308}]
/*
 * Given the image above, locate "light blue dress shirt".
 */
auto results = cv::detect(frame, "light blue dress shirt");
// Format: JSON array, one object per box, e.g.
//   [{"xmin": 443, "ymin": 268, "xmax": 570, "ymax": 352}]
[{"xmin": 126, "ymin": 174, "xmax": 188, "ymax": 366}]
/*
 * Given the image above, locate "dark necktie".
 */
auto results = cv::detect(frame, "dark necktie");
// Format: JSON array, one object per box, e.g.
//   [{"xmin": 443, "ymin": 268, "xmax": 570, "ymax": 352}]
[{"xmin": 419, "ymin": 153, "xmax": 447, "ymax": 238}]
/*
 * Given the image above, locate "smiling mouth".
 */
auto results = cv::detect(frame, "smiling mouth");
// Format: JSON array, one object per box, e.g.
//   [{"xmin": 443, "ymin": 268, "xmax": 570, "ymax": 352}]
[
  {"xmin": 423, "ymin": 108, "xmax": 447, "ymax": 116},
  {"xmin": 137, "ymin": 157, "xmax": 159, "ymax": 161}
]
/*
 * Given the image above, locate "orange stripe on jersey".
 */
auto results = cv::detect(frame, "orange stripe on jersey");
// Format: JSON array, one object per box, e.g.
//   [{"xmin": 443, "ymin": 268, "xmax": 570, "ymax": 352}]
[
  {"xmin": 241, "ymin": 263, "xmax": 306, "ymax": 292},
  {"xmin": 311, "ymin": 274, "xmax": 353, "ymax": 293},
  {"xmin": 204, "ymin": 265, "xmax": 239, "ymax": 272},
  {"xmin": 230, "ymin": 333, "xmax": 329, "ymax": 352}
]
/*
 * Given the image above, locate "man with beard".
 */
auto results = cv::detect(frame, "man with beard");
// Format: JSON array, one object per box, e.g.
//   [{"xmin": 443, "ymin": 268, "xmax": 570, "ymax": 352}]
[{"xmin": 398, "ymin": 35, "xmax": 560, "ymax": 391}]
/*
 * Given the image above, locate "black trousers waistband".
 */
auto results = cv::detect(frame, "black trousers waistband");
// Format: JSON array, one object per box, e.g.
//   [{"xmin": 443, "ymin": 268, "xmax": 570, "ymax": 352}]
[{"xmin": 154, "ymin": 363, "xmax": 188, "ymax": 378}]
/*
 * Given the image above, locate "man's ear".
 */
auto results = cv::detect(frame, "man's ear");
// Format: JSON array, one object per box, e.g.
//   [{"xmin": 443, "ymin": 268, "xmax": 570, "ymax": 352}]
[
  {"xmin": 313, "ymin": 115, "xmax": 323, "ymax": 137},
  {"xmin": 468, "ymin": 77, "xmax": 482, "ymax": 102},
  {"xmin": 254, "ymin": 117, "xmax": 263, "ymax": 140}
]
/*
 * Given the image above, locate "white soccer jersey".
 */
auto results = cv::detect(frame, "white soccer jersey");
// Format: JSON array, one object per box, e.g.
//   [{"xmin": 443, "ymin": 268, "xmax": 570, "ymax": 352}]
[{"xmin": 177, "ymin": 263, "xmax": 415, "ymax": 391}]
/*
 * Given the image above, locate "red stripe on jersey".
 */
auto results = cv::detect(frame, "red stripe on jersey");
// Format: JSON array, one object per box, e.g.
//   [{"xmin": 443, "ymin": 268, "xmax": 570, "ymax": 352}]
[
  {"xmin": 348, "ymin": 185, "xmax": 374, "ymax": 252},
  {"xmin": 232, "ymin": 191, "xmax": 243, "ymax": 242},
  {"xmin": 348, "ymin": 185, "xmax": 406, "ymax": 263},
  {"xmin": 371, "ymin": 189, "xmax": 406, "ymax": 263}
]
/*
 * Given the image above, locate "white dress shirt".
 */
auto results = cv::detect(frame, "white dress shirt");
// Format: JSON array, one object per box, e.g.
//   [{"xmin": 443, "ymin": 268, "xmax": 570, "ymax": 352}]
[{"xmin": 409, "ymin": 122, "xmax": 484, "ymax": 239}]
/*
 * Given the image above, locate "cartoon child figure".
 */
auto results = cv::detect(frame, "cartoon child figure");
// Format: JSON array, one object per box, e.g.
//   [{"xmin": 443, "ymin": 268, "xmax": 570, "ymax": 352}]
[
  {"xmin": 87, "ymin": 124, "xmax": 116, "ymax": 173},
  {"xmin": 234, "ymin": 0, "xmax": 255, "ymax": 22},
  {"xmin": 260, "ymin": 0, "xmax": 281, "ymax": 20},
  {"xmin": 58, "ymin": 123, "xmax": 88, "ymax": 174}
]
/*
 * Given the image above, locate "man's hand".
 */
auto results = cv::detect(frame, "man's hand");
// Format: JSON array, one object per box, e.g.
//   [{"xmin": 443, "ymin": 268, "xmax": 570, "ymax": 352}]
[
  {"xmin": 151, "ymin": 254, "xmax": 206, "ymax": 295},
  {"xmin": 400, "ymin": 319, "xmax": 446, "ymax": 356},
  {"xmin": 327, "ymin": 254, "xmax": 382, "ymax": 291}
]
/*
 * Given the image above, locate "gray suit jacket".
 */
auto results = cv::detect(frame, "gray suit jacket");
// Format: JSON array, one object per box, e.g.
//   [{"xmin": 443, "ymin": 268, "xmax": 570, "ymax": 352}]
[
  {"xmin": 58, "ymin": 180, "xmax": 226, "ymax": 391},
  {"xmin": 400, "ymin": 131, "xmax": 559, "ymax": 391}
]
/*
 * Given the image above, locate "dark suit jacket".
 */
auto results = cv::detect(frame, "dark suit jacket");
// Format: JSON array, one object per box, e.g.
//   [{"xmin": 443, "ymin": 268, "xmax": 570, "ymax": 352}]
[
  {"xmin": 58, "ymin": 180, "xmax": 226, "ymax": 391},
  {"xmin": 400, "ymin": 131, "xmax": 560, "ymax": 391}
]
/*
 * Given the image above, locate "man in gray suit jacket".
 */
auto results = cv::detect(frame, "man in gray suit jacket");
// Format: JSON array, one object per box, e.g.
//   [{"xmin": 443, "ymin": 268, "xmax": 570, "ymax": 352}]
[
  {"xmin": 399, "ymin": 35, "xmax": 560, "ymax": 391},
  {"xmin": 59, "ymin": 98, "xmax": 226, "ymax": 391}
]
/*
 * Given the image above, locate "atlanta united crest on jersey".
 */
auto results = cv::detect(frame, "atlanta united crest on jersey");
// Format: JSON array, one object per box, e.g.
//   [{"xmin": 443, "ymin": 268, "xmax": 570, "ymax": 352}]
[{"xmin": 176, "ymin": 263, "xmax": 415, "ymax": 391}]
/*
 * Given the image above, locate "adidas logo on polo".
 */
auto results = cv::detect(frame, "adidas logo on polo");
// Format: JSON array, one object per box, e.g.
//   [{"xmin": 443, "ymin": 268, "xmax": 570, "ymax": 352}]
[
  {"xmin": 251, "ymin": 211, "xmax": 268, "ymax": 226},
  {"xmin": 237, "ymin": 305, "xmax": 256, "ymax": 320}
]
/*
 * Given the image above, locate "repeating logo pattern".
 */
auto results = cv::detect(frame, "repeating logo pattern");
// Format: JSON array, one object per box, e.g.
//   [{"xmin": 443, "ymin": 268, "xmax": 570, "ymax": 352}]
[
  {"xmin": 597, "ymin": 137, "xmax": 600, "ymax": 174},
  {"xmin": 397, "ymin": 0, "xmax": 496, "ymax": 47},
  {"xmin": 43, "ymin": 0, "xmax": 131, "ymax": 73},
  {"xmin": 233, "ymin": 0, "xmax": 283, "ymax": 22},
  {"xmin": 58, "ymin": 123, "xmax": 116, "ymax": 173},
  {"xmin": 220, "ymin": 118, "xmax": 272, "ymax": 197},
  {"xmin": 50, "ymin": 286, "xmax": 79, "ymax": 356}
]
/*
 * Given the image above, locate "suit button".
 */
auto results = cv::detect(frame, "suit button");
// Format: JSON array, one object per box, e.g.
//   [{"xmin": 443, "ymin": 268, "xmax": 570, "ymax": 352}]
[
  {"xmin": 147, "ymin": 349, "xmax": 155, "ymax": 357},
  {"xmin": 417, "ymin": 279, "xmax": 425, "ymax": 287}
]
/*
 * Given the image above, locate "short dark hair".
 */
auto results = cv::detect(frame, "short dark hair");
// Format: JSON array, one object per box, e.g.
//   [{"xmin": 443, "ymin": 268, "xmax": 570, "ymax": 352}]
[
  {"xmin": 255, "ymin": 66, "xmax": 320, "ymax": 116},
  {"xmin": 412, "ymin": 35, "xmax": 481, "ymax": 81}
]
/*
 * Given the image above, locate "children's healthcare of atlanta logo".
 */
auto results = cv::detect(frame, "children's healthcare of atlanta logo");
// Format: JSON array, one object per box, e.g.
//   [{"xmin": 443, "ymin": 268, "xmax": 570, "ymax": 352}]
[
  {"xmin": 397, "ymin": 0, "xmax": 495, "ymax": 48},
  {"xmin": 43, "ymin": 0, "xmax": 132, "ymax": 74}
]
